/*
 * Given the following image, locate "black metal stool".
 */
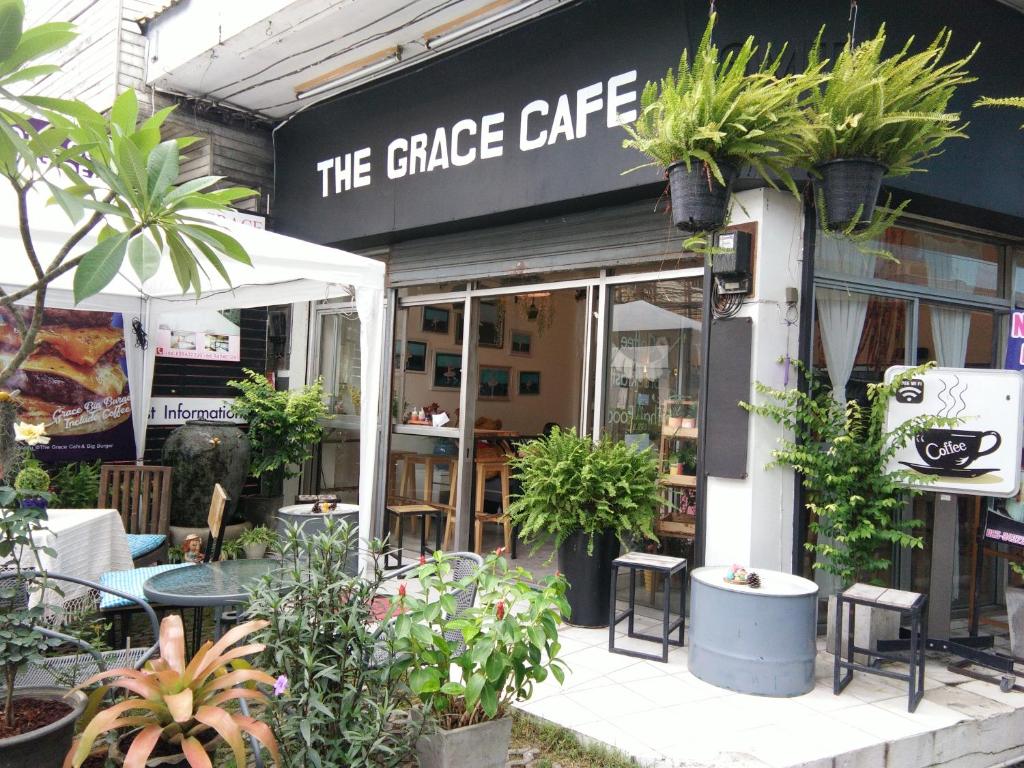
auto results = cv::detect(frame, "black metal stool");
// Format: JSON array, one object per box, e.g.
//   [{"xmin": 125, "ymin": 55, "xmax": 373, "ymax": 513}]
[
  {"xmin": 834, "ymin": 583, "xmax": 927, "ymax": 713},
  {"xmin": 608, "ymin": 552, "xmax": 687, "ymax": 663},
  {"xmin": 385, "ymin": 504, "xmax": 444, "ymax": 568}
]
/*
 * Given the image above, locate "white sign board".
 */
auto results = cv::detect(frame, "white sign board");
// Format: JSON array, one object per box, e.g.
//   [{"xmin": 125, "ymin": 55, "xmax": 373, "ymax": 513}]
[
  {"xmin": 884, "ymin": 366, "xmax": 1024, "ymax": 497},
  {"xmin": 148, "ymin": 397, "xmax": 243, "ymax": 426}
]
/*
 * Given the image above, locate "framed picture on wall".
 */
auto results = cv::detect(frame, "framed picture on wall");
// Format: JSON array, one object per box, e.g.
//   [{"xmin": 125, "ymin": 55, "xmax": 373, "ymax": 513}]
[
  {"xmin": 479, "ymin": 300, "xmax": 505, "ymax": 348},
  {"xmin": 422, "ymin": 306, "xmax": 450, "ymax": 334},
  {"xmin": 479, "ymin": 366, "xmax": 511, "ymax": 399},
  {"xmin": 433, "ymin": 351, "xmax": 462, "ymax": 389},
  {"xmin": 404, "ymin": 340, "xmax": 427, "ymax": 372},
  {"xmin": 518, "ymin": 370, "xmax": 541, "ymax": 395},
  {"xmin": 510, "ymin": 330, "xmax": 532, "ymax": 356}
]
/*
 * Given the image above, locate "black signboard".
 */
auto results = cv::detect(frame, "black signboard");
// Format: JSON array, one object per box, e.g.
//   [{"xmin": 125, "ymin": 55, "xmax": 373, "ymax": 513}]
[
  {"xmin": 984, "ymin": 508, "xmax": 1024, "ymax": 551},
  {"xmin": 274, "ymin": 0, "xmax": 1024, "ymax": 246}
]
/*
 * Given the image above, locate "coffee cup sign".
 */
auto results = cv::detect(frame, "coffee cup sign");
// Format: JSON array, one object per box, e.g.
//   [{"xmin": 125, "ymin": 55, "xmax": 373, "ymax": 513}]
[{"xmin": 884, "ymin": 367, "xmax": 1024, "ymax": 497}]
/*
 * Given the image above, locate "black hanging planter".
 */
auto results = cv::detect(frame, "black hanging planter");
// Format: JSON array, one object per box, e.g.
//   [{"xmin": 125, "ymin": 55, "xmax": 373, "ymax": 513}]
[
  {"xmin": 812, "ymin": 157, "xmax": 887, "ymax": 231},
  {"xmin": 666, "ymin": 160, "xmax": 737, "ymax": 232},
  {"xmin": 557, "ymin": 528, "xmax": 620, "ymax": 627}
]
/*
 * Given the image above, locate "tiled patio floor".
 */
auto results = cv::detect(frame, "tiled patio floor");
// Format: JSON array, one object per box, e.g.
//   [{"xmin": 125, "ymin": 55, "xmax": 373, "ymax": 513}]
[{"xmin": 514, "ymin": 609, "xmax": 1024, "ymax": 768}]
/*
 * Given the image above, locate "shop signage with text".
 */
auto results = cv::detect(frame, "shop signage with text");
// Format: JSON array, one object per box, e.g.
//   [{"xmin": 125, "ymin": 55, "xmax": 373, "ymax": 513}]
[{"xmin": 148, "ymin": 397, "xmax": 243, "ymax": 426}]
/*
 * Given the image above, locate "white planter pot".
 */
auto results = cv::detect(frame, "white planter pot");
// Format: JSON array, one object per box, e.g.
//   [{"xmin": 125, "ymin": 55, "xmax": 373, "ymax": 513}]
[
  {"xmin": 416, "ymin": 716, "xmax": 512, "ymax": 768},
  {"xmin": 1006, "ymin": 587, "xmax": 1024, "ymax": 658},
  {"xmin": 243, "ymin": 543, "xmax": 268, "ymax": 560},
  {"xmin": 825, "ymin": 594, "xmax": 900, "ymax": 665}
]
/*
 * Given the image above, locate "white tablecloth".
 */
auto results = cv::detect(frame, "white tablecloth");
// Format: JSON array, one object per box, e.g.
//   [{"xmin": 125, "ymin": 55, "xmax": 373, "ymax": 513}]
[{"xmin": 29, "ymin": 508, "xmax": 134, "ymax": 613}]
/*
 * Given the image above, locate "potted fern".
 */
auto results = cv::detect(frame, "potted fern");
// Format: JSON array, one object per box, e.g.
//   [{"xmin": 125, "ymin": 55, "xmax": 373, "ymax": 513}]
[
  {"xmin": 622, "ymin": 14, "xmax": 820, "ymax": 232},
  {"xmin": 801, "ymin": 25, "xmax": 976, "ymax": 231},
  {"xmin": 507, "ymin": 428, "xmax": 658, "ymax": 627}
]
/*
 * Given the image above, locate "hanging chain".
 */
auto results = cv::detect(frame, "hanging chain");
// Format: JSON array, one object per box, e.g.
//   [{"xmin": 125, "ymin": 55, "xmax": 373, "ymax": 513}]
[{"xmin": 849, "ymin": 0, "xmax": 859, "ymax": 46}]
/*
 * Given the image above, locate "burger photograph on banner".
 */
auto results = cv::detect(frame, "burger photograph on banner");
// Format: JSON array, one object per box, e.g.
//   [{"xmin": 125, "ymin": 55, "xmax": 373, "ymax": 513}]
[{"xmin": 0, "ymin": 307, "xmax": 135, "ymax": 461}]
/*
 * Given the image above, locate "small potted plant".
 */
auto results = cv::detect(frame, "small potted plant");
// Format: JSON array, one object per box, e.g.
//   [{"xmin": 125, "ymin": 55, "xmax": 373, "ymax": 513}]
[
  {"xmin": 666, "ymin": 403, "xmax": 684, "ymax": 430},
  {"xmin": 668, "ymin": 452, "xmax": 683, "ymax": 476},
  {"xmin": 679, "ymin": 403, "xmax": 697, "ymax": 430},
  {"xmin": 396, "ymin": 552, "xmax": 569, "ymax": 768},
  {"xmin": 508, "ymin": 428, "xmax": 659, "ymax": 627},
  {"xmin": 800, "ymin": 25, "xmax": 976, "ymax": 231},
  {"xmin": 65, "ymin": 615, "xmax": 279, "ymax": 767},
  {"xmin": 12, "ymin": 462, "xmax": 51, "ymax": 512},
  {"xmin": 238, "ymin": 525, "xmax": 277, "ymax": 559},
  {"xmin": 622, "ymin": 14, "xmax": 820, "ymax": 232},
  {"xmin": 678, "ymin": 444, "xmax": 698, "ymax": 476}
]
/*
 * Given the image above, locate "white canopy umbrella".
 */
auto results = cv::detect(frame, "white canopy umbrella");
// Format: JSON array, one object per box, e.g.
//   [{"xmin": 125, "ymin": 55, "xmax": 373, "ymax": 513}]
[{"xmin": 0, "ymin": 195, "xmax": 386, "ymax": 554}]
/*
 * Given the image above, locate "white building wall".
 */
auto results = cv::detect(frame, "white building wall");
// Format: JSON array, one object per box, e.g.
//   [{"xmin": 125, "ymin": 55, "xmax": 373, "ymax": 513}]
[{"xmin": 704, "ymin": 188, "xmax": 803, "ymax": 572}]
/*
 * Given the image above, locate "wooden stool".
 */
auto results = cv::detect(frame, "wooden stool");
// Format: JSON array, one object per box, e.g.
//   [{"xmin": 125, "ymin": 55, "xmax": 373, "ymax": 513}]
[
  {"xmin": 608, "ymin": 552, "xmax": 687, "ymax": 663},
  {"xmin": 834, "ymin": 583, "xmax": 927, "ymax": 713},
  {"xmin": 473, "ymin": 458, "xmax": 512, "ymax": 556},
  {"xmin": 385, "ymin": 504, "xmax": 443, "ymax": 568},
  {"xmin": 421, "ymin": 457, "xmax": 459, "ymax": 551}
]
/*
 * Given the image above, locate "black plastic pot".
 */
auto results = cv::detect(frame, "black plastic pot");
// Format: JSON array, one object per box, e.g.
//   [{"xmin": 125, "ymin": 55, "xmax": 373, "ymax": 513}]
[
  {"xmin": 813, "ymin": 157, "xmax": 887, "ymax": 231},
  {"xmin": 0, "ymin": 687, "xmax": 87, "ymax": 768},
  {"xmin": 666, "ymin": 160, "xmax": 737, "ymax": 232},
  {"xmin": 557, "ymin": 528, "xmax": 620, "ymax": 628}
]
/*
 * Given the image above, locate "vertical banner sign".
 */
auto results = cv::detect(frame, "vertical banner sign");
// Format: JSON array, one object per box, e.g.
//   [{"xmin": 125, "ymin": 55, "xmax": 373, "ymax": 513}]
[
  {"xmin": 0, "ymin": 308, "xmax": 135, "ymax": 461},
  {"xmin": 883, "ymin": 366, "xmax": 1024, "ymax": 497},
  {"xmin": 1006, "ymin": 311, "xmax": 1024, "ymax": 372}
]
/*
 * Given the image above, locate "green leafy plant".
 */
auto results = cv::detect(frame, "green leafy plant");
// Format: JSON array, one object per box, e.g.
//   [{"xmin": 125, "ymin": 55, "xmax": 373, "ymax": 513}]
[
  {"xmin": 0, "ymin": 1, "xmax": 256, "ymax": 385},
  {"xmin": 507, "ymin": 427, "xmax": 659, "ymax": 554},
  {"xmin": 801, "ymin": 25, "xmax": 976, "ymax": 176},
  {"xmin": 247, "ymin": 521, "xmax": 421, "ymax": 768},
  {"xmin": 12, "ymin": 463, "xmax": 48, "ymax": 494},
  {"xmin": 48, "ymin": 460, "xmax": 101, "ymax": 508},
  {"xmin": 219, "ymin": 538, "xmax": 243, "ymax": 560},
  {"xmin": 66, "ymin": 615, "xmax": 279, "ymax": 768},
  {"xmin": 742, "ymin": 362, "xmax": 954, "ymax": 587},
  {"xmin": 226, "ymin": 369, "xmax": 327, "ymax": 491},
  {"xmin": 238, "ymin": 525, "xmax": 277, "ymax": 549},
  {"xmin": 975, "ymin": 96, "xmax": 1024, "ymax": 128},
  {"xmin": 622, "ymin": 13, "xmax": 823, "ymax": 196},
  {"xmin": 395, "ymin": 551, "xmax": 569, "ymax": 728}
]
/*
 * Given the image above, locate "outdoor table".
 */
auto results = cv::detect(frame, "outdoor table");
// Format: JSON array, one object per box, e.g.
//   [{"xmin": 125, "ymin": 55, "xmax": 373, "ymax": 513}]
[
  {"xmin": 143, "ymin": 558, "xmax": 278, "ymax": 651},
  {"xmin": 14, "ymin": 508, "xmax": 133, "ymax": 618},
  {"xmin": 688, "ymin": 566, "xmax": 819, "ymax": 697}
]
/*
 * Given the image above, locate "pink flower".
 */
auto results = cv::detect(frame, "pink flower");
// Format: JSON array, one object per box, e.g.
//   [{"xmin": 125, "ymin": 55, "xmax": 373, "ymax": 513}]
[
  {"xmin": 273, "ymin": 675, "xmax": 288, "ymax": 696},
  {"xmin": 419, "ymin": 554, "xmax": 427, "ymax": 565},
  {"xmin": 494, "ymin": 546, "xmax": 507, "ymax": 557},
  {"xmin": 398, "ymin": 581, "xmax": 407, "ymax": 597},
  {"xmin": 496, "ymin": 600, "xmax": 506, "ymax": 620}
]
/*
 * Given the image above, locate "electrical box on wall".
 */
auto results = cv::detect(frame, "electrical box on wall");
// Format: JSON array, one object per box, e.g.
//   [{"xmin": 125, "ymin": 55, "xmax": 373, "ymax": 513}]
[{"xmin": 712, "ymin": 231, "xmax": 753, "ymax": 295}]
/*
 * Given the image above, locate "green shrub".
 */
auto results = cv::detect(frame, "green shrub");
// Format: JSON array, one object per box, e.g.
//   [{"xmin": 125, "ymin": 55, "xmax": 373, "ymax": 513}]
[
  {"xmin": 13, "ymin": 464, "xmax": 49, "ymax": 494},
  {"xmin": 49, "ymin": 460, "xmax": 101, "ymax": 508}
]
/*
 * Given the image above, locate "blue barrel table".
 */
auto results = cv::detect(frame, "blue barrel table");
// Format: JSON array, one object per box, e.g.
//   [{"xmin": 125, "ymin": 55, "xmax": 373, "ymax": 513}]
[{"xmin": 688, "ymin": 566, "xmax": 819, "ymax": 697}]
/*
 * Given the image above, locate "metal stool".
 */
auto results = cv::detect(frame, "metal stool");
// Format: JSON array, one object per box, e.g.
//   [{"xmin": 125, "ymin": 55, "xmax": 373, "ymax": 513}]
[
  {"xmin": 608, "ymin": 552, "xmax": 687, "ymax": 663},
  {"xmin": 385, "ymin": 504, "xmax": 444, "ymax": 568},
  {"xmin": 834, "ymin": 583, "xmax": 927, "ymax": 713}
]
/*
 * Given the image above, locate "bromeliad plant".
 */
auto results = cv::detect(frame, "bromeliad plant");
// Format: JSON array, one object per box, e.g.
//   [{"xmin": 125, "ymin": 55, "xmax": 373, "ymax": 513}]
[
  {"xmin": 394, "ymin": 551, "xmax": 569, "ymax": 729},
  {"xmin": 742, "ymin": 362, "xmax": 955, "ymax": 587},
  {"xmin": 66, "ymin": 615, "xmax": 279, "ymax": 768},
  {"xmin": 507, "ymin": 427, "xmax": 659, "ymax": 554},
  {"xmin": 622, "ymin": 14, "xmax": 823, "ymax": 233}
]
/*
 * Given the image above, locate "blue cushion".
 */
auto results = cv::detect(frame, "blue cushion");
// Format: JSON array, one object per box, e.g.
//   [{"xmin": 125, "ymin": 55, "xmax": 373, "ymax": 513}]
[
  {"xmin": 98, "ymin": 563, "xmax": 193, "ymax": 610},
  {"xmin": 127, "ymin": 533, "xmax": 167, "ymax": 560}
]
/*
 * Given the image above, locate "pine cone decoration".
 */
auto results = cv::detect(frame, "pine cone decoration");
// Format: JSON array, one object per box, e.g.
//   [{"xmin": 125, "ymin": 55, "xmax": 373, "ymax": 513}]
[{"xmin": 747, "ymin": 572, "xmax": 761, "ymax": 589}]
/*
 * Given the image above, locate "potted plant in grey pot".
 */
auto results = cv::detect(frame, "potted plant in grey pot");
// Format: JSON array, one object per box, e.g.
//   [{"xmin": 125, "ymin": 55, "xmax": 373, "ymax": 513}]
[
  {"xmin": 800, "ymin": 25, "xmax": 975, "ymax": 231},
  {"xmin": 396, "ymin": 551, "xmax": 569, "ymax": 768},
  {"xmin": 226, "ymin": 369, "xmax": 327, "ymax": 527},
  {"xmin": 621, "ymin": 14, "xmax": 820, "ymax": 233},
  {"xmin": 238, "ymin": 524, "xmax": 277, "ymax": 559},
  {"xmin": 743, "ymin": 363, "xmax": 956, "ymax": 660},
  {"xmin": 0, "ymin": 481, "xmax": 87, "ymax": 768},
  {"xmin": 508, "ymin": 427, "xmax": 659, "ymax": 627}
]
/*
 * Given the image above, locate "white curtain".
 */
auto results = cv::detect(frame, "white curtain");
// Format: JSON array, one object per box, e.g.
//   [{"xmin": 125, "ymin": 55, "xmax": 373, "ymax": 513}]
[
  {"xmin": 924, "ymin": 251, "xmax": 978, "ymax": 598},
  {"xmin": 355, "ymin": 286, "xmax": 385, "ymax": 572},
  {"xmin": 815, "ymin": 237, "xmax": 877, "ymax": 403}
]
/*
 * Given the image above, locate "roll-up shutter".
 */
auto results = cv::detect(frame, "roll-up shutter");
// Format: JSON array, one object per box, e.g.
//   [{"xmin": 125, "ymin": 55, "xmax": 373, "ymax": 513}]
[{"xmin": 386, "ymin": 198, "xmax": 691, "ymax": 287}]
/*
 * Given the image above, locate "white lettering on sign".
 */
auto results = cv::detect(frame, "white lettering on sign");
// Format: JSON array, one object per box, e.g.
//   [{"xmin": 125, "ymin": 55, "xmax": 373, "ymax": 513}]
[{"xmin": 316, "ymin": 71, "xmax": 640, "ymax": 196}]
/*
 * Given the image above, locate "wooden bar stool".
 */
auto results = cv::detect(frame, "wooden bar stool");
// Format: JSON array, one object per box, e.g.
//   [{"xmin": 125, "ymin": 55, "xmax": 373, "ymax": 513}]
[
  {"xmin": 422, "ymin": 457, "xmax": 459, "ymax": 551},
  {"xmin": 474, "ymin": 458, "xmax": 512, "ymax": 556},
  {"xmin": 385, "ymin": 504, "xmax": 444, "ymax": 568}
]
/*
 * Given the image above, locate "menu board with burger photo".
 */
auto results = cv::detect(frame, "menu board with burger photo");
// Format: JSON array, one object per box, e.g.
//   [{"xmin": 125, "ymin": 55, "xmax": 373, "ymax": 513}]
[{"xmin": 0, "ymin": 308, "xmax": 135, "ymax": 461}]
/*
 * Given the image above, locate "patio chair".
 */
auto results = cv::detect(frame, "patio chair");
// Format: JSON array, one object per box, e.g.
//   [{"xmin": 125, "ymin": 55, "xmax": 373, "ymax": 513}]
[
  {"xmin": 0, "ymin": 570, "xmax": 160, "ymax": 690},
  {"xmin": 98, "ymin": 484, "xmax": 228, "ymax": 644},
  {"xmin": 98, "ymin": 464, "xmax": 173, "ymax": 566}
]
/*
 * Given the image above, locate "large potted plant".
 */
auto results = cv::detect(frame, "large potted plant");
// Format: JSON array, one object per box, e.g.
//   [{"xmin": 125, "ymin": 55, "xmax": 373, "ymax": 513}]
[
  {"xmin": 743, "ymin": 363, "xmax": 955, "ymax": 657},
  {"xmin": 800, "ymin": 25, "xmax": 975, "ymax": 231},
  {"xmin": 508, "ymin": 427, "xmax": 659, "ymax": 627},
  {"xmin": 247, "ymin": 521, "xmax": 422, "ymax": 768},
  {"xmin": 0, "ymin": 430, "xmax": 87, "ymax": 768},
  {"xmin": 226, "ymin": 369, "xmax": 327, "ymax": 527},
  {"xmin": 65, "ymin": 614, "xmax": 279, "ymax": 767},
  {"xmin": 395, "ymin": 551, "xmax": 569, "ymax": 768},
  {"xmin": 622, "ymin": 14, "xmax": 820, "ymax": 232}
]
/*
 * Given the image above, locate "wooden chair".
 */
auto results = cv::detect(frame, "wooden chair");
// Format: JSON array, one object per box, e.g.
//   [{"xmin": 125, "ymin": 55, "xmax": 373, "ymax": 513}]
[
  {"xmin": 473, "ymin": 458, "xmax": 512, "ymax": 556},
  {"xmin": 98, "ymin": 464, "xmax": 172, "ymax": 566}
]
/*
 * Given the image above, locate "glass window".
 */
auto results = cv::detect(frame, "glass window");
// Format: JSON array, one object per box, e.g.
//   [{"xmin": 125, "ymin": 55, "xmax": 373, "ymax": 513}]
[
  {"xmin": 313, "ymin": 310, "xmax": 361, "ymax": 502},
  {"xmin": 816, "ymin": 226, "xmax": 1001, "ymax": 298}
]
